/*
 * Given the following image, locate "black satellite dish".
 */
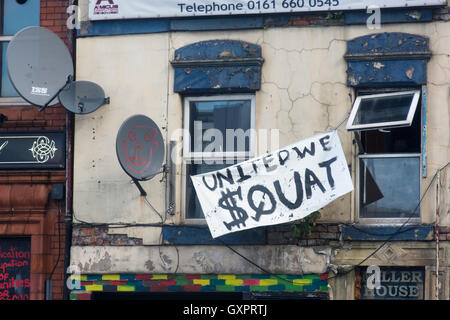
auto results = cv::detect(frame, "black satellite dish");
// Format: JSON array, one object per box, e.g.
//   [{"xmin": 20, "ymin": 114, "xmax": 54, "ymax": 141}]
[
  {"xmin": 6, "ymin": 26, "xmax": 74, "ymax": 108},
  {"xmin": 116, "ymin": 115, "xmax": 165, "ymax": 195},
  {"xmin": 58, "ymin": 80, "xmax": 110, "ymax": 114}
]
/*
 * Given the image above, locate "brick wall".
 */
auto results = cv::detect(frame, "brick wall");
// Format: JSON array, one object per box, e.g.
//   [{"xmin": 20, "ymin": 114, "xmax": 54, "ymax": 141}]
[
  {"xmin": 72, "ymin": 227, "xmax": 144, "ymax": 246},
  {"xmin": 71, "ymin": 223, "xmax": 341, "ymax": 247},
  {"xmin": 438, "ymin": 227, "xmax": 450, "ymax": 241},
  {"xmin": 0, "ymin": 0, "xmax": 73, "ymax": 300},
  {"xmin": 267, "ymin": 224, "xmax": 341, "ymax": 246}
]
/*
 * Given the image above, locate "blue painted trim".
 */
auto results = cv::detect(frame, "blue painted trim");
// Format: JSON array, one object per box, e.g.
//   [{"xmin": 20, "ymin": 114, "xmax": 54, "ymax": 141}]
[
  {"xmin": 344, "ymin": 8, "xmax": 432, "ymax": 25},
  {"xmin": 78, "ymin": 16, "xmax": 262, "ymax": 37},
  {"xmin": 347, "ymin": 59, "xmax": 427, "ymax": 87},
  {"xmin": 342, "ymin": 225, "xmax": 433, "ymax": 241},
  {"xmin": 77, "ymin": 9, "xmax": 433, "ymax": 38},
  {"xmin": 421, "ymin": 86, "xmax": 427, "ymax": 178},
  {"xmin": 345, "ymin": 33, "xmax": 430, "ymax": 57},
  {"xmin": 170, "ymin": 16, "xmax": 263, "ymax": 31},
  {"xmin": 174, "ymin": 66, "xmax": 261, "ymax": 93},
  {"xmin": 162, "ymin": 226, "xmax": 266, "ymax": 245},
  {"xmin": 78, "ymin": 19, "xmax": 170, "ymax": 37},
  {"xmin": 173, "ymin": 40, "xmax": 262, "ymax": 61},
  {"xmin": 173, "ymin": 40, "xmax": 262, "ymax": 94}
]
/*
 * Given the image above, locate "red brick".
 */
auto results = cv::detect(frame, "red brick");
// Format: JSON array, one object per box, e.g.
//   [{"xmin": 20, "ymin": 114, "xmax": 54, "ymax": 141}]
[
  {"xmin": 74, "ymin": 293, "xmax": 92, "ymax": 300},
  {"xmin": 41, "ymin": 20, "xmax": 54, "ymax": 27},
  {"xmin": 327, "ymin": 225, "xmax": 339, "ymax": 233},
  {"xmin": 184, "ymin": 285, "xmax": 202, "ymax": 292}
]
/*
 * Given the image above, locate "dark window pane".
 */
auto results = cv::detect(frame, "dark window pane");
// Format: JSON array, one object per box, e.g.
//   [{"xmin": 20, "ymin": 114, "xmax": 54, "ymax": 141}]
[
  {"xmin": 186, "ymin": 160, "xmax": 239, "ymax": 219},
  {"xmin": 353, "ymin": 92, "xmax": 416, "ymax": 126},
  {"xmin": 189, "ymin": 100, "xmax": 251, "ymax": 153},
  {"xmin": 359, "ymin": 157, "xmax": 420, "ymax": 219},
  {"xmin": 361, "ymin": 102, "xmax": 421, "ymax": 154}
]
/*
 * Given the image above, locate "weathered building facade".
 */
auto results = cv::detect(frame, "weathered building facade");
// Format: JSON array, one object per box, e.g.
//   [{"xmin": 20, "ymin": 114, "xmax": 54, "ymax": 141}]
[
  {"xmin": 0, "ymin": 0, "xmax": 74, "ymax": 300},
  {"xmin": 69, "ymin": 0, "xmax": 449, "ymax": 300}
]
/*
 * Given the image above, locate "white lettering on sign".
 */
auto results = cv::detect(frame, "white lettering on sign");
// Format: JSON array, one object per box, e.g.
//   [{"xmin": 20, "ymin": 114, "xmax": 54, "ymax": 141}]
[
  {"xmin": 30, "ymin": 87, "xmax": 49, "ymax": 96},
  {"xmin": 88, "ymin": 0, "xmax": 446, "ymax": 21},
  {"xmin": 362, "ymin": 268, "xmax": 424, "ymax": 299},
  {"xmin": 191, "ymin": 130, "xmax": 353, "ymax": 238}
]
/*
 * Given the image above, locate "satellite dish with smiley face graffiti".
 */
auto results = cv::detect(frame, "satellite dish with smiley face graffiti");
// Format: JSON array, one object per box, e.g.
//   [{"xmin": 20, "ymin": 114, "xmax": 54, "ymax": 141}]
[{"xmin": 116, "ymin": 115, "xmax": 165, "ymax": 185}]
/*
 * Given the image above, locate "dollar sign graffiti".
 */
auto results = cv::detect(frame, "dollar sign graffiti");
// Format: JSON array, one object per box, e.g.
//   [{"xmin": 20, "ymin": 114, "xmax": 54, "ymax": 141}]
[{"xmin": 218, "ymin": 187, "xmax": 248, "ymax": 231}]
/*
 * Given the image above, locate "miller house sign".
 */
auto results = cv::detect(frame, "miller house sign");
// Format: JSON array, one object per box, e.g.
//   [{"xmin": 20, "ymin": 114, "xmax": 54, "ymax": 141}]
[
  {"xmin": 0, "ymin": 132, "xmax": 65, "ymax": 169},
  {"xmin": 360, "ymin": 267, "xmax": 425, "ymax": 300}
]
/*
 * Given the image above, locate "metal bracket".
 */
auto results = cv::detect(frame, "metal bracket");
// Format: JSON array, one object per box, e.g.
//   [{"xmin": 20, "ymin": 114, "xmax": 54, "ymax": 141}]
[
  {"xmin": 131, "ymin": 178, "xmax": 147, "ymax": 197},
  {"xmin": 39, "ymin": 75, "xmax": 73, "ymax": 112}
]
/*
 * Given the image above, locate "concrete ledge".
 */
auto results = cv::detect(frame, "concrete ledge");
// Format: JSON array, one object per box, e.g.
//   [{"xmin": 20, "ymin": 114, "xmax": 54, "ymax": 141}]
[{"xmin": 70, "ymin": 245, "xmax": 331, "ymax": 275}]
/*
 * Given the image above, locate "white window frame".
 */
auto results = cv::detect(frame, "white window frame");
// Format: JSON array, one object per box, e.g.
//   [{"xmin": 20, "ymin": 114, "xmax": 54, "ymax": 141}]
[
  {"xmin": 182, "ymin": 94, "xmax": 256, "ymax": 224},
  {"xmin": 347, "ymin": 90, "xmax": 421, "ymax": 131},
  {"xmin": 356, "ymin": 153, "xmax": 422, "ymax": 225},
  {"xmin": 351, "ymin": 88, "xmax": 423, "ymax": 225}
]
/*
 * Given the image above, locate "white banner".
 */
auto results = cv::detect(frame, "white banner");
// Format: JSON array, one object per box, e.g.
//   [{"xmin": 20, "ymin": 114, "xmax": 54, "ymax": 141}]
[
  {"xmin": 89, "ymin": 0, "xmax": 446, "ymax": 21},
  {"xmin": 191, "ymin": 130, "xmax": 353, "ymax": 238}
]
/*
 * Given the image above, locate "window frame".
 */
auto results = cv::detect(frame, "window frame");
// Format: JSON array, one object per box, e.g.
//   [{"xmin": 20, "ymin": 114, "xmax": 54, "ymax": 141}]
[
  {"xmin": 356, "ymin": 153, "xmax": 422, "ymax": 225},
  {"xmin": 181, "ymin": 94, "xmax": 256, "ymax": 224},
  {"xmin": 0, "ymin": 0, "xmax": 37, "ymax": 105},
  {"xmin": 346, "ymin": 90, "xmax": 421, "ymax": 132},
  {"xmin": 353, "ymin": 89, "xmax": 423, "ymax": 225}
]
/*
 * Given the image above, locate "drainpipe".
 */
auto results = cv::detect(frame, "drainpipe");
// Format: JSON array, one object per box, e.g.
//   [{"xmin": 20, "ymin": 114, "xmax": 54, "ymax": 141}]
[
  {"xmin": 63, "ymin": 0, "xmax": 77, "ymax": 301},
  {"xmin": 434, "ymin": 171, "xmax": 440, "ymax": 300}
]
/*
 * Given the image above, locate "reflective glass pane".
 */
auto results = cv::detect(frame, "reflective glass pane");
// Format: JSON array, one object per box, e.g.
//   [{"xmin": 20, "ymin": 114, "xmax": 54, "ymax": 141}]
[
  {"xmin": 353, "ymin": 93, "xmax": 416, "ymax": 126},
  {"xmin": 1, "ymin": 42, "xmax": 19, "ymax": 97},
  {"xmin": 186, "ymin": 160, "xmax": 239, "ymax": 219},
  {"xmin": 359, "ymin": 157, "xmax": 420, "ymax": 218},
  {"xmin": 3, "ymin": 0, "xmax": 40, "ymax": 36},
  {"xmin": 189, "ymin": 99, "xmax": 251, "ymax": 153}
]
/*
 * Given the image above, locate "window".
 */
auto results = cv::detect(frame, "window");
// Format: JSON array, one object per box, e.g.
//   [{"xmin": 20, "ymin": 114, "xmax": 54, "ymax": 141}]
[
  {"xmin": 0, "ymin": 0, "xmax": 40, "ymax": 100},
  {"xmin": 347, "ymin": 90, "xmax": 420, "ymax": 131},
  {"xmin": 183, "ymin": 94, "xmax": 255, "ymax": 222},
  {"xmin": 348, "ymin": 89, "xmax": 422, "ymax": 222}
]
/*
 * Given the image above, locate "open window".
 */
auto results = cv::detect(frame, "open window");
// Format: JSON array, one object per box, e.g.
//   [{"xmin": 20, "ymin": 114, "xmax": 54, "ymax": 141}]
[
  {"xmin": 346, "ymin": 90, "xmax": 421, "ymax": 131},
  {"xmin": 349, "ymin": 89, "xmax": 422, "ymax": 222}
]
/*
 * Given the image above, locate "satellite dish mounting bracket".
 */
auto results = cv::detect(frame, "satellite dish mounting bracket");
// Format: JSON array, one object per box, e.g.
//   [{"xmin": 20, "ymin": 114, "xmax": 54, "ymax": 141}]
[
  {"xmin": 38, "ymin": 75, "xmax": 74, "ymax": 112},
  {"xmin": 131, "ymin": 178, "xmax": 147, "ymax": 197},
  {"xmin": 130, "ymin": 165, "xmax": 167, "ymax": 197}
]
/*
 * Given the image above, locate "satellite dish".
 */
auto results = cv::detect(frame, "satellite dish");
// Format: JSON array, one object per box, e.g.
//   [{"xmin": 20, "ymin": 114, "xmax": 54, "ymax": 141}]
[
  {"xmin": 116, "ymin": 115, "xmax": 165, "ymax": 183},
  {"xmin": 59, "ymin": 80, "xmax": 109, "ymax": 114},
  {"xmin": 6, "ymin": 26, "xmax": 74, "ymax": 108}
]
